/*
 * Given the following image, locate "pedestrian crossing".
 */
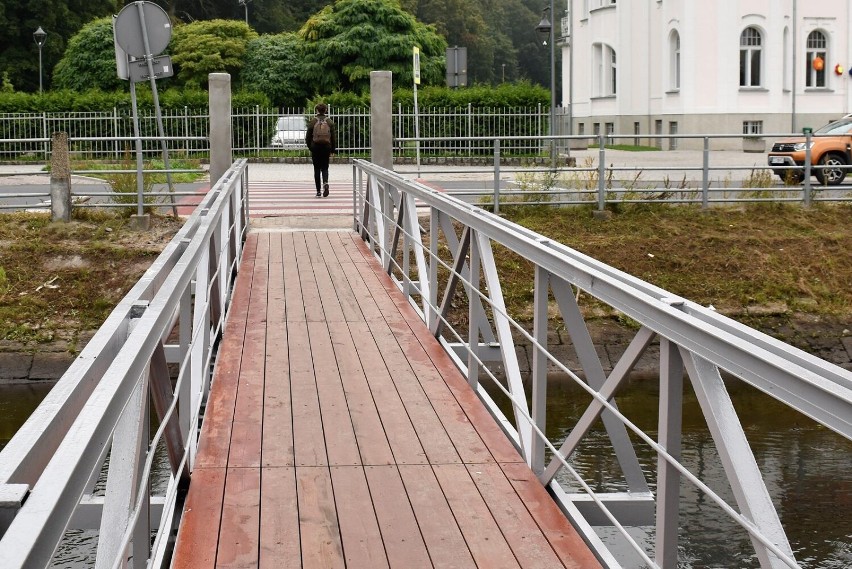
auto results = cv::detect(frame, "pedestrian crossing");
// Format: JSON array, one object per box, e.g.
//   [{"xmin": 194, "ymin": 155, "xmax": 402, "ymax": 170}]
[{"xmin": 248, "ymin": 180, "xmax": 353, "ymax": 216}]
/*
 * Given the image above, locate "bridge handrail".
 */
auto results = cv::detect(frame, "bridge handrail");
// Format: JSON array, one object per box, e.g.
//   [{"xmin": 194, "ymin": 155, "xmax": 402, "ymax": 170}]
[
  {"xmin": 351, "ymin": 158, "xmax": 852, "ymax": 569},
  {"xmin": 0, "ymin": 160, "xmax": 249, "ymax": 567}
]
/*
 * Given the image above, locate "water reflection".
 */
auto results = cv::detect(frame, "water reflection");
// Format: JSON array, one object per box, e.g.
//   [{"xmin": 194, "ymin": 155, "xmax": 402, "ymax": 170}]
[
  {"xmin": 485, "ymin": 374, "xmax": 852, "ymax": 568},
  {"xmin": 1, "ymin": 382, "xmax": 172, "ymax": 568}
]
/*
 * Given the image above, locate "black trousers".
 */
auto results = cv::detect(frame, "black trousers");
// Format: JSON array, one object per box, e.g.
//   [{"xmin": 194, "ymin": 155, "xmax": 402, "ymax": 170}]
[{"xmin": 310, "ymin": 146, "xmax": 331, "ymax": 191}]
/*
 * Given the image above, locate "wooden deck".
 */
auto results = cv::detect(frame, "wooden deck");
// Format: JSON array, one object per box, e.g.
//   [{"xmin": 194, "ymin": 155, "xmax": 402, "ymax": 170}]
[{"xmin": 171, "ymin": 230, "xmax": 601, "ymax": 569}]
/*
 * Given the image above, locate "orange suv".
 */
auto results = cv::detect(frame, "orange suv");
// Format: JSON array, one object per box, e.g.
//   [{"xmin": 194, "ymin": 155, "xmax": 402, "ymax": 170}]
[{"xmin": 767, "ymin": 118, "xmax": 852, "ymax": 185}]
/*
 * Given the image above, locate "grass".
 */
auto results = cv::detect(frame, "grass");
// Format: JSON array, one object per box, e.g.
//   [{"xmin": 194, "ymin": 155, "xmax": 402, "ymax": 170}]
[
  {"xmin": 498, "ymin": 202, "xmax": 852, "ymax": 320},
  {"xmin": 72, "ymin": 156, "xmax": 206, "ymax": 184},
  {"xmin": 0, "ymin": 210, "xmax": 184, "ymax": 347},
  {"xmin": 2, "ymin": 201, "xmax": 850, "ymax": 349}
]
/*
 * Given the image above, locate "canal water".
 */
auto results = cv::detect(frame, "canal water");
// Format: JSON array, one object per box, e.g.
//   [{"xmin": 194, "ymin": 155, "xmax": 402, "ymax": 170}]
[{"xmin": 2, "ymin": 375, "xmax": 850, "ymax": 568}]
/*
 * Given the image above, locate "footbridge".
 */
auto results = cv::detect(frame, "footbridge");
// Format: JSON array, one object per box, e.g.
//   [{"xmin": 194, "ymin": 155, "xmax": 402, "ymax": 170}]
[{"xmin": 0, "ymin": 157, "xmax": 850, "ymax": 569}]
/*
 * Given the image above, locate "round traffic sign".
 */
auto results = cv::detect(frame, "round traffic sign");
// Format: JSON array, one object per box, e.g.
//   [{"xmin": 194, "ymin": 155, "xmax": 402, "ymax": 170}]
[{"xmin": 114, "ymin": 1, "xmax": 172, "ymax": 58}]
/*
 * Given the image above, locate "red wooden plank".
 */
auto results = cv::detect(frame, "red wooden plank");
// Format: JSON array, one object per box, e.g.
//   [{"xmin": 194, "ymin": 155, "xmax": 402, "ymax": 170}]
[
  {"xmin": 327, "ymin": 235, "xmax": 384, "ymax": 322},
  {"xmin": 216, "ymin": 467, "xmax": 260, "ymax": 568},
  {"xmin": 172, "ymin": 467, "xmax": 226, "ymax": 569},
  {"xmin": 259, "ymin": 466, "xmax": 300, "ymax": 568},
  {"xmin": 297, "ymin": 466, "xmax": 345, "ymax": 568},
  {"xmin": 229, "ymin": 234, "xmax": 269, "ymax": 468},
  {"xmin": 289, "ymin": 319, "xmax": 328, "ymax": 467},
  {"xmin": 433, "ymin": 463, "xmax": 522, "ymax": 568},
  {"xmin": 296, "ymin": 234, "xmax": 325, "ymax": 323},
  {"xmin": 195, "ymin": 235, "xmax": 258, "ymax": 469},
  {"xmin": 263, "ymin": 235, "xmax": 294, "ymax": 468},
  {"xmin": 330, "ymin": 466, "xmax": 390, "ymax": 568},
  {"xmin": 316, "ymin": 233, "xmax": 365, "ymax": 322},
  {"xmin": 364, "ymin": 465, "xmax": 432, "ymax": 567},
  {"xmin": 384, "ymin": 315, "xmax": 498, "ymax": 464},
  {"xmin": 500, "ymin": 462, "xmax": 603, "ymax": 569},
  {"xmin": 357, "ymin": 241, "xmax": 524, "ymax": 464},
  {"xmin": 364, "ymin": 319, "xmax": 463, "ymax": 465},
  {"xmin": 346, "ymin": 321, "xmax": 428, "ymax": 465},
  {"xmin": 466, "ymin": 462, "xmax": 568, "ymax": 568},
  {"xmin": 308, "ymin": 320, "xmax": 362, "ymax": 466},
  {"xmin": 306, "ymin": 233, "xmax": 347, "ymax": 323},
  {"xmin": 327, "ymin": 323, "xmax": 395, "ymax": 466},
  {"xmin": 281, "ymin": 233, "xmax": 305, "ymax": 322},
  {"xmin": 398, "ymin": 464, "xmax": 477, "ymax": 568}
]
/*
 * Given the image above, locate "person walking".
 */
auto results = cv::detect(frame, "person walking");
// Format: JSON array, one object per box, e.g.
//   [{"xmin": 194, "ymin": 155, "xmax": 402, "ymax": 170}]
[{"xmin": 305, "ymin": 103, "xmax": 337, "ymax": 197}]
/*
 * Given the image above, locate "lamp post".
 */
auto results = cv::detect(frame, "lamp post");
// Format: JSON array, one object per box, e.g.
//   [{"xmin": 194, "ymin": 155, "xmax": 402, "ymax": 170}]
[
  {"xmin": 238, "ymin": 0, "xmax": 249, "ymax": 25},
  {"xmin": 535, "ymin": 2, "xmax": 556, "ymax": 166},
  {"xmin": 33, "ymin": 26, "xmax": 47, "ymax": 93}
]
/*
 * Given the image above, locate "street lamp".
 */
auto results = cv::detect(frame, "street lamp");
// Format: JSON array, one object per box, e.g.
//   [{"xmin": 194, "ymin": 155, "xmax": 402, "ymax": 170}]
[
  {"xmin": 33, "ymin": 26, "xmax": 47, "ymax": 94},
  {"xmin": 238, "ymin": 0, "xmax": 249, "ymax": 25},
  {"xmin": 535, "ymin": 3, "xmax": 556, "ymax": 166}
]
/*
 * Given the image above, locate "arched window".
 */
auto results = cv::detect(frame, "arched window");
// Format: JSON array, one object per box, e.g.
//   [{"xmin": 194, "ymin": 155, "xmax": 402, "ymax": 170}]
[
  {"xmin": 806, "ymin": 30, "xmax": 827, "ymax": 88},
  {"xmin": 593, "ymin": 43, "xmax": 617, "ymax": 96},
  {"xmin": 670, "ymin": 30, "xmax": 681, "ymax": 90},
  {"xmin": 739, "ymin": 27, "xmax": 762, "ymax": 87}
]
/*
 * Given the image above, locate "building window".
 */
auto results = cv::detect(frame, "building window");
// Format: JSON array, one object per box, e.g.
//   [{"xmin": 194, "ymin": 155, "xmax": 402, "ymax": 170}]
[
  {"xmin": 739, "ymin": 27, "xmax": 762, "ymax": 87},
  {"xmin": 593, "ymin": 43, "xmax": 617, "ymax": 96},
  {"xmin": 668, "ymin": 121, "xmax": 678, "ymax": 150},
  {"xmin": 578, "ymin": 123, "xmax": 585, "ymax": 136},
  {"xmin": 806, "ymin": 30, "xmax": 827, "ymax": 88},
  {"xmin": 670, "ymin": 31, "xmax": 681, "ymax": 90},
  {"xmin": 593, "ymin": 122, "xmax": 601, "ymax": 136},
  {"xmin": 605, "ymin": 122, "xmax": 614, "ymax": 135},
  {"xmin": 634, "ymin": 121, "xmax": 640, "ymax": 146},
  {"xmin": 743, "ymin": 120, "xmax": 763, "ymax": 135},
  {"xmin": 655, "ymin": 120, "xmax": 663, "ymax": 149}
]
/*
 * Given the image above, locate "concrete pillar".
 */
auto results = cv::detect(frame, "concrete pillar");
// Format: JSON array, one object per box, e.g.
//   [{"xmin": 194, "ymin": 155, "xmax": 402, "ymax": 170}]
[
  {"xmin": 370, "ymin": 71, "xmax": 393, "ymax": 170},
  {"xmin": 209, "ymin": 73, "xmax": 232, "ymax": 186},
  {"xmin": 50, "ymin": 132, "xmax": 71, "ymax": 222}
]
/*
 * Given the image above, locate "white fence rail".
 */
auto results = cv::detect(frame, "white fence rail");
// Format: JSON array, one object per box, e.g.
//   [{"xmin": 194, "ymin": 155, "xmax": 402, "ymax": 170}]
[
  {"xmin": 351, "ymin": 159, "xmax": 852, "ymax": 569},
  {"xmin": 0, "ymin": 160, "xmax": 249, "ymax": 568},
  {"xmin": 0, "ymin": 105, "xmax": 552, "ymax": 160}
]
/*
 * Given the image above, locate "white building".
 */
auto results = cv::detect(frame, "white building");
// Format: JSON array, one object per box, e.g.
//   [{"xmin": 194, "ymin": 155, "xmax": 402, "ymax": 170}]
[{"xmin": 560, "ymin": 1, "xmax": 852, "ymax": 148}]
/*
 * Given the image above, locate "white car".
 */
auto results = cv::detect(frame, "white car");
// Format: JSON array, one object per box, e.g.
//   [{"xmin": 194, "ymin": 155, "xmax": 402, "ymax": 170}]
[{"xmin": 270, "ymin": 115, "xmax": 307, "ymax": 149}]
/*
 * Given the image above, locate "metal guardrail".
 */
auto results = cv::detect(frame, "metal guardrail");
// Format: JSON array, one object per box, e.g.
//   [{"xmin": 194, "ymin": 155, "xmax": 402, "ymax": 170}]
[
  {"xmin": 0, "ymin": 160, "xmax": 249, "ymax": 567},
  {"xmin": 0, "ymin": 106, "xmax": 551, "ymax": 160},
  {"xmin": 395, "ymin": 133, "xmax": 852, "ymax": 213},
  {"xmin": 351, "ymin": 159, "xmax": 852, "ymax": 569}
]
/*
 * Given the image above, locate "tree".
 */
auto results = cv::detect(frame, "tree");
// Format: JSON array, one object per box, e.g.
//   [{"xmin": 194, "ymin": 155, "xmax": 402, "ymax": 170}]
[
  {"xmin": 299, "ymin": 0, "xmax": 447, "ymax": 94},
  {"xmin": 170, "ymin": 19, "xmax": 258, "ymax": 88},
  {"xmin": 52, "ymin": 18, "xmax": 125, "ymax": 92},
  {"xmin": 241, "ymin": 33, "xmax": 309, "ymax": 107},
  {"xmin": 0, "ymin": 0, "xmax": 121, "ymax": 92}
]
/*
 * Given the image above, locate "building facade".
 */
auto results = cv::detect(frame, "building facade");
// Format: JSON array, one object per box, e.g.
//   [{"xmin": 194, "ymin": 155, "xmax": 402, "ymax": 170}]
[{"xmin": 560, "ymin": 1, "xmax": 852, "ymax": 148}]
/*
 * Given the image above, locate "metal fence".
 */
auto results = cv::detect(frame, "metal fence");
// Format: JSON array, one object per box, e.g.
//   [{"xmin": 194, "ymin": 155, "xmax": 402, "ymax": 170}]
[
  {"xmin": 0, "ymin": 106, "xmax": 552, "ymax": 161},
  {"xmin": 351, "ymin": 158, "xmax": 852, "ymax": 569}
]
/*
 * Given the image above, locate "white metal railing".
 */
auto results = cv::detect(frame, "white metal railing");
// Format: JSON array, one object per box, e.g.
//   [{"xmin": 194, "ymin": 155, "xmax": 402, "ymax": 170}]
[
  {"xmin": 0, "ymin": 160, "xmax": 249, "ymax": 568},
  {"xmin": 351, "ymin": 158, "xmax": 852, "ymax": 569},
  {"xmin": 394, "ymin": 133, "xmax": 852, "ymax": 212}
]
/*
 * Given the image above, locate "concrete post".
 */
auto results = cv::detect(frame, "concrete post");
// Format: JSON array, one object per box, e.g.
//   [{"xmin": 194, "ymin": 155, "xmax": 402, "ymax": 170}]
[
  {"xmin": 50, "ymin": 132, "xmax": 71, "ymax": 222},
  {"xmin": 209, "ymin": 73, "xmax": 232, "ymax": 186},
  {"xmin": 370, "ymin": 71, "xmax": 393, "ymax": 170}
]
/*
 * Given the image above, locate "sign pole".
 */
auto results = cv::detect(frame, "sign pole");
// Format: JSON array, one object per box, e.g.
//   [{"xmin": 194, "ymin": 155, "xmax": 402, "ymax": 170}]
[
  {"xmin": 134, "ymin": 1, "xmax": 176, "ymax": 216},
  {"xmin": 128, "ymin": 63, "xmax": 145, "ymax": 218},
  {"xmin": 413, "ymin": 46, "xmax": 421, "ymax": 177}
]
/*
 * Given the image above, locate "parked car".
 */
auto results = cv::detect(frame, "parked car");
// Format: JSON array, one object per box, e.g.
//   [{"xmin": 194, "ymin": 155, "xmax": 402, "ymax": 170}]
[
  {"xmin": 767, "ymin": 117, "xmax": 852, "ymax": 185},
  {"xmin": 270, "ymin": 115, "xmax": 307, "ymax": 149}
]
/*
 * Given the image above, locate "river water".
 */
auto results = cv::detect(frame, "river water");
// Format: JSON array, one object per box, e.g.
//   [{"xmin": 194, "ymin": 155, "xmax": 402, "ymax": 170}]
[{"xmin": 2, "ymin": 376, "xmax": 850, "ymax": 568}]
